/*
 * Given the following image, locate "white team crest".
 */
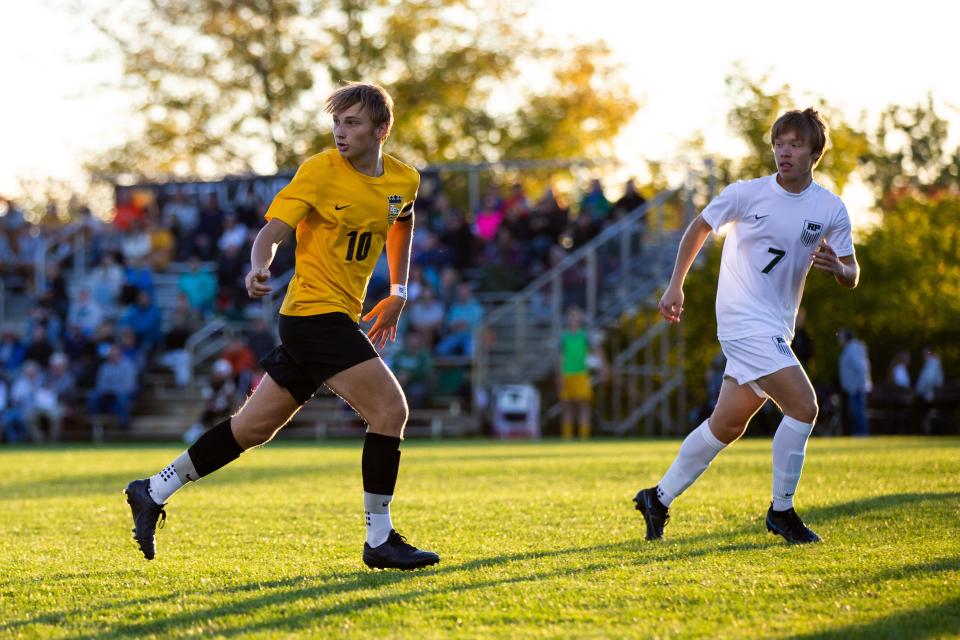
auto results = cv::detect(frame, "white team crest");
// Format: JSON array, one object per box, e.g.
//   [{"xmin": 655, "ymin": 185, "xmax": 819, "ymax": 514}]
[
  {"xmin": 800, "ymin": 220, "xmax": 823, "ymax": 246},
  {"xmin": 387, "ymin": 195, "xmax": 403, "ymax": 224}
]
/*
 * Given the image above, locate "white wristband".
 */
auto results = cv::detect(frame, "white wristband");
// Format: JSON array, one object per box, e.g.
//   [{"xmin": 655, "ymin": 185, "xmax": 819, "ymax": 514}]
[{"xmin": 390, "ymin": 284, "xmax": 408, "ymax": 299}]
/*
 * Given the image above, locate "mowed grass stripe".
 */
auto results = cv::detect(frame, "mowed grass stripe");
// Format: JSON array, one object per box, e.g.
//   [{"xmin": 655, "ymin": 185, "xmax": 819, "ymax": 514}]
[{"xmin": 0, "ymin": 437, "xmax": 957, "ymax": 639}]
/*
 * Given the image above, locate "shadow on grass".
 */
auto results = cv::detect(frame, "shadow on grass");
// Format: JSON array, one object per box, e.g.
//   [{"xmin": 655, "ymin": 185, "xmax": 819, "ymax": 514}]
[
  {"xmin": 0, "ymin": 462, "xmax": 356, "ymax": 501},
  {"xmin": 1, "ymin": 530, "xmax": 774, "ymax": 638},
  {"xmin": 4, "ymin": 490, "xmax": 958, "ymax": 637},
  {"xmin": 802, "ymin": 491, "xmax": 960, "ymax": 523},
  {"xmin": 788, "ymin": 596, "xmax": 960, "ymax": 640}
]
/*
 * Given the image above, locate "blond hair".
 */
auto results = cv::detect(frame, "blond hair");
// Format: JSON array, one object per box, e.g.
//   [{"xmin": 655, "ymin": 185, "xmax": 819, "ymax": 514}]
[{"xmin": 324, "ymin": 82, "xmax": 394, "ymax": 141}]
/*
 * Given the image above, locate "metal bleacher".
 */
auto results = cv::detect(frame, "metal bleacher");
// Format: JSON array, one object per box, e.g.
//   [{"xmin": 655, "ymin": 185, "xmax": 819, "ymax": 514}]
[{"xmin": 471, "ymin": 168, "xmax": 713, "ymax": 437}]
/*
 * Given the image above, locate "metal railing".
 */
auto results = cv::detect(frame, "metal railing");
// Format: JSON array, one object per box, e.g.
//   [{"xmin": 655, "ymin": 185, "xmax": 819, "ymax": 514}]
[
  {"xmin": 34, "ymin": 222, "xmax": 88, "ymax": 292},
  {"xmin": 180, "ymin": 268, "xmax": 293, "ymax": 383},
  {"xmin": 472, "ymin": 188, "xmax": 681, "ymax": 392},
  {"xmin": 472, "ymin": 165, "xmax": 714, "ymax": 435}
]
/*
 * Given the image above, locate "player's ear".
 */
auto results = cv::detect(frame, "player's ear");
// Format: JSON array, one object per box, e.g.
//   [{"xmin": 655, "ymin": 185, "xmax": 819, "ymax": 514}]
[{"xmin": 375, "ymin": 123, "xmax": 388, "ymax": 142}]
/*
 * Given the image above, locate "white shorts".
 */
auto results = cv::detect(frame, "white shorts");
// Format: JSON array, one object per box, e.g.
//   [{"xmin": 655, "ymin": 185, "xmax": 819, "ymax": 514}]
[{"xmin": 719, "ymin": 335, "xmax": 801, "ymax": 399}]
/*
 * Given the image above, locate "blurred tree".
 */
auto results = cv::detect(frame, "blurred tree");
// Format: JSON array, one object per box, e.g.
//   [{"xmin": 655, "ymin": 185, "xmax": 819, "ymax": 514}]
[
  {"xmin": 861, "ymin": 94, "xmax": 960, "ymax": 202},
  {"xmin": 87, "ymin": 0, "xmax": 637, "ymax": 180},
  {"xmin": 499, "ymin": 43, "xmax": 638, "ymax": 162}
]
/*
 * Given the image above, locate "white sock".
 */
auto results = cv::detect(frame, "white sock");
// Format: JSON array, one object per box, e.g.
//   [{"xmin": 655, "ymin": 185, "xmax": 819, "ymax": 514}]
[
  {"xmin": 148, "ymin": 451, "xmax": 198, "ymax": 505},
  {"xmin": 772, "ymin": 416, "xmax": 814, "ymax": 511},
  {"xmin": 657, "ymin": 419, "xmax": 728, "ymax": 507},
  {"xmin": 364, "ymin": 492, "xmax": 394, "ymax": 547}
]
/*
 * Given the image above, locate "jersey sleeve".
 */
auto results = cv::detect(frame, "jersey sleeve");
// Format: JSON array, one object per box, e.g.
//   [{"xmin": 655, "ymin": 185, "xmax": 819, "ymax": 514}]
[
  {"xmin": 265, "ymin": 159, "xmax": 323, "ymax": 227},
  {"xmin": 396, "ymin": 172, "xmax": 420, "ymax": 222},
  {"xmin": 826, "ymin": 202, "xmax": 855, "ymax": 257},
  {"xmin": 700, "ymin": 182, "xmax": 741, "ymax": 231}
]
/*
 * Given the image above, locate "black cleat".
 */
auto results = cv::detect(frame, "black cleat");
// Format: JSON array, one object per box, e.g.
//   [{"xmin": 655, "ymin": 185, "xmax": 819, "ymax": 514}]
[
  {"xmin": 362, "ymin": 530, "xmax": 440, "ymax": 570},
  {"xmin": 124, "ymin": 479, "xmax": 167, "ymax": 560},
  {"xmin": 633, "ymin": 486, "xmax": 670, "ymax": 541},
  {"xmin": 766, "ymin": 504, "xmax": 821, "ymax": 544}
]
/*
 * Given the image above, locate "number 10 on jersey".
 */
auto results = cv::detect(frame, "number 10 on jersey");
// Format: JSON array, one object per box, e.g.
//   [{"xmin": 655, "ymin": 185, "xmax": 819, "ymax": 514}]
[{"xmin": 345, "ymin": 230, "xmax": 372, "ymax": 261}]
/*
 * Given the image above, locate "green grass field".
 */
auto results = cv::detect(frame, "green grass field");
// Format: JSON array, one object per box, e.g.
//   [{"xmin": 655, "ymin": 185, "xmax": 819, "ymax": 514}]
[{"xmin": 1, "ymin": 436, "xmax": 958, "ymax": 639}]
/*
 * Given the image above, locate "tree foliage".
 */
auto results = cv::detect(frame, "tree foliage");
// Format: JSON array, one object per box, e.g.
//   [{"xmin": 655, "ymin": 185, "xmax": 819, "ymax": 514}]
[
  {"xmin": 861, "ymin": 95, "xmax": 960, "ymax": 201},
  {"xmin": 87, "ymin": 0, "xmax": 638, "ymax": 179}
]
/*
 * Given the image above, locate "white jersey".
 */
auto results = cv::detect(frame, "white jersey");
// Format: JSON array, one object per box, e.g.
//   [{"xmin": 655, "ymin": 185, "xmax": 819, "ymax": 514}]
[{"xmin": 700, "ymin": 174, "xmax": 854, "ymax": 341}]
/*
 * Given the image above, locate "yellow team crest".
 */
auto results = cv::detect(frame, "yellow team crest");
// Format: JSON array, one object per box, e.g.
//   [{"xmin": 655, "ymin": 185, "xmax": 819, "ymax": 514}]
[{"xmin": 387, "ymin": 194, "xmax": 403, "ymax": 224}]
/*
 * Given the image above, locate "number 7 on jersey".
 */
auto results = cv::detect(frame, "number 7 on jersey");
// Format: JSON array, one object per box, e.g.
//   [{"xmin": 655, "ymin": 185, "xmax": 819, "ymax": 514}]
[{"xmin": 761, "ymin": 247, "xmax": 786, "ymax": 274}]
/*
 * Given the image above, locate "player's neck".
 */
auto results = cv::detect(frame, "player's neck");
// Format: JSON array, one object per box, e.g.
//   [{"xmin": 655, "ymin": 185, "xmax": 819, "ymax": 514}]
[
  {"xmin": 776, "ymin": 171, "xmax": 813, "ymax": 194},
  {"xmin": 347, "ymin": 148, "xmax": 385, "ymax": 177}
]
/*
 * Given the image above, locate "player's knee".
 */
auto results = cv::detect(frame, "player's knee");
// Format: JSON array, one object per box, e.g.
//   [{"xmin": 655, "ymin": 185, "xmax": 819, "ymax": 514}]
[
  {"xmin": 707, "ymin": 416, "xmax": 746, "ymax": 444},
  {"xmin": 369, "ymin": 400, "xmax": 408, "ymax": 436},
  {"xmin": 231, "ymin": 413, "xmax": 279, "ymax": 448},
  {"xmin": 795, "ymin": 400, "xmax": 818, "ymax": 424},
  {"xmin": 785, "ymin": 396, "xmax": 818, "ymax": 424}
]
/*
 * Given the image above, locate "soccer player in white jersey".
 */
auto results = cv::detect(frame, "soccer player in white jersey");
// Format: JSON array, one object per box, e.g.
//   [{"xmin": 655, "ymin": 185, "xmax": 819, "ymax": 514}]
[{"xmin": 634, "ymin": 108, "xmax": 860, "ymax": 544}]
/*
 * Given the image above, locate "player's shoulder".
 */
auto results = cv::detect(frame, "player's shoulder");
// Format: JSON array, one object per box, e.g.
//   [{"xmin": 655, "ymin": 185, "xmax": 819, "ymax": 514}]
[
  {"xmin": 735, "ymin": 175, "xmax": 775, "ymax": 195},
  {"xmin": 383, "ymin": 152, "xmax": 420, "ymax": 184},
  {"xmin": 301, "ymin": 149, "xmax": 339, "ymax": 172},
  {"xmin": 809, "ymin": 180, "xmax": 847, "ymax": 212}
]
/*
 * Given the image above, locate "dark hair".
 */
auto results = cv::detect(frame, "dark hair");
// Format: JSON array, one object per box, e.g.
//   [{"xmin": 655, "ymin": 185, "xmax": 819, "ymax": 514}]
[
  {"xmin": 324, "ymin": 82, "xmax": 394, "ymax": 141},
  {"xmin": 771, "ymin": 108, "xmax": 828, "ymax": 161}
]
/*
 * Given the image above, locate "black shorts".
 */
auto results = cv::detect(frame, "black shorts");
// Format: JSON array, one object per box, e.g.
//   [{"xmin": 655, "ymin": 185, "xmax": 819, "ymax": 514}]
[{"xmin": 260, "ymin": 313, "xmax": 379, "ymax": 405}]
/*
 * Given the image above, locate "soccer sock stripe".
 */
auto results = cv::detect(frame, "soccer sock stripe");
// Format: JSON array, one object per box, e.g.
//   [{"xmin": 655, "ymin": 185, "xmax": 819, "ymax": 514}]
[
  {"xmin": 187, "ymin": 418, "xmax": 244, "ymax": 478},
  {"xmin": 657, "ymin": 419, "xmax": 728, "ymax": 507},
  {"xmin": 772, "ymin": 415, "xmax": 814, "ymax": 511}
]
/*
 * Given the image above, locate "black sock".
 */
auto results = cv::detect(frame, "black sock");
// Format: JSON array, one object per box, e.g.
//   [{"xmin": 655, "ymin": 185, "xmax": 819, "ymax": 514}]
[
  {"xmin": 187, "ymin": 418, "xmax": 244, "ymax": 478},
  {"xmin": 361, "ymin": 432, "xmax": 401, "ymax": 495}
]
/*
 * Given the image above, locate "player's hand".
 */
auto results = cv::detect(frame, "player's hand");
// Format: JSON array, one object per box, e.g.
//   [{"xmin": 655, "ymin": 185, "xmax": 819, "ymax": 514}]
[
  {"xmin": 363, "ymin": 295, "xmax": 406, "ymax": 349},
  {"xmin": 658, "ymin": 284, "xmax": 684, "ymax": 323},
  {"xmin": 245, "ymin": 268, "xmax": 272, "ymax": 299},
  {"xmin": 811, "ymin": 238, "xmax": 841, "ymax": 276}
]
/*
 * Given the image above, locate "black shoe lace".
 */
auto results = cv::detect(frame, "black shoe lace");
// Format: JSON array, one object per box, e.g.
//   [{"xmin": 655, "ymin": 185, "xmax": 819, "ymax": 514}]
[
  {"xmin": 388, "ymin": 530, "xmax": 414, "ymax": 550},
  {"xmin": 157, "ymin": 508, "xmax": 167, "ymax": 530}
]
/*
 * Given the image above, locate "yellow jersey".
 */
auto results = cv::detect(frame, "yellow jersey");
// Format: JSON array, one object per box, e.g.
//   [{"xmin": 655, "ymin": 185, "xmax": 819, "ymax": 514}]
[{"xmin": 265, "ymin": 149, "xmax": 419, "ymax": 321}]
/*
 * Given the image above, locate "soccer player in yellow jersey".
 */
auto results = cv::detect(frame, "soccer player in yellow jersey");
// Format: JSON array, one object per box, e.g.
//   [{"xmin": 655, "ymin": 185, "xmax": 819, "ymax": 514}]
[{"xmin": 124, "ymin": 83, "xmax": 440, "ymax": 570}]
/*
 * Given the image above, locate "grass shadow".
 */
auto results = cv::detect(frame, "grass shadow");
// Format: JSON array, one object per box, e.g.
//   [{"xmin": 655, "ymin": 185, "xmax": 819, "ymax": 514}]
[
  {"xmin": 788, "ymin": 595, "xmax": 960, "ymax": 639},
  {"xmin": 0, "ymin": 462, "xmax": 357, "ymax": 501},
  {"xmin": 1, "ymin": 530, "xmax": 774, "ymax": 638}
]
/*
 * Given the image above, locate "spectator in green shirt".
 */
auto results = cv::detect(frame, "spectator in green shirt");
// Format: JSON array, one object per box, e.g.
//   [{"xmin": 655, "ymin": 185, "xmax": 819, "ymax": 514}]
[{"xmin": 557, "ymin": 305, "xmax": 606, "ymax": 439}]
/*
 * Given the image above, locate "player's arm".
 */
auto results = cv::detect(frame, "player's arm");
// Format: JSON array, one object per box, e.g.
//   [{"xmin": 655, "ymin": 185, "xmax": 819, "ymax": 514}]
[
  {"xmin": 658, "ymin": 215, "xmax": 713, "ymax": 323},
  {"xmin": 364, "ymin": 214, "xmax": 414, "ymax": 348},
  {"xmin": 812, "ymin": 238, "xmax": 859, "ymax": 288},
  {"xmin": 245, "ymin": 218, "xmax": 294, "ymax": 299}
]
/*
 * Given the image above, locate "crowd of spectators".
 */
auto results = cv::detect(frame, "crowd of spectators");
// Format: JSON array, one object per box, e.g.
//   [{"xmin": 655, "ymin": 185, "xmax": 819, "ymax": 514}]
[{"xmin": 0, "ymin": 176, "xmax": 649, "ymax": 441}]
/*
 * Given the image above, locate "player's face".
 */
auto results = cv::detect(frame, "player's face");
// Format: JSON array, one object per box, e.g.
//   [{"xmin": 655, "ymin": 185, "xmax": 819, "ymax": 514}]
[
  {"xmin": 773, "ymin": 130, "xmax": 816, "ymax": 182},
  {"xmin": 332, "ymin": 103, "xmax": 387, "ymax": 160}
]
